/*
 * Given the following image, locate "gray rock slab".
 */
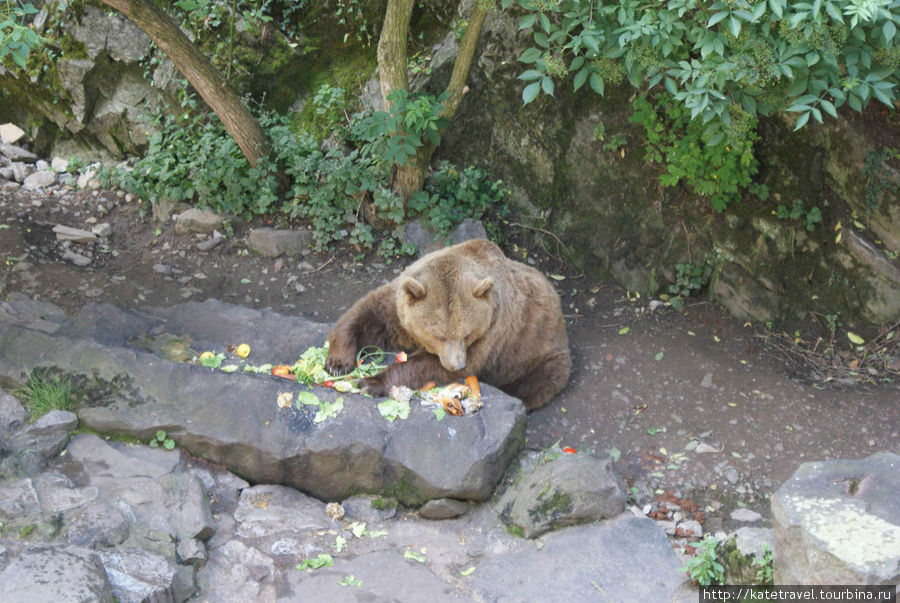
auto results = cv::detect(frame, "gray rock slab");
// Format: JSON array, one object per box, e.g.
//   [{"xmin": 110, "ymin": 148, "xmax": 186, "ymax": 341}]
[
  {"xmin": 419, "ymin": 498, "xmax": 471, "ymax": 520},
  {"xmin": 23, "ymin": 169, "xmax": 57, "ymax": 190},
  {"xmin": 733, "ymin": 526, "xmax": 774, "ymax": 558},
  {"xmin": 0, "ymin": 543, "xmax": 115, "ymax": 602},
  {"xmin": 67, "ymin": 501, "xmax": 130, "ymax": 547},
  {"xmin": 198, "ymin": 540, "xmax": 276, "ymax": 601},
  {"xmin": 0, "ymin": 123, "xmax": 25, "ymax": 145},
  {"xmin": 501, "ymin": 453, "xmax": 626, "ymax": 538},
  {"xmin": 772, "ymin": 452, "xmax": 900, "ymax": 585},
  {"xmin": 0, "ymin": 478, "xmax": 40, "ymax": 519},
  {"xmin": 174, "ymin": 208, "xmax": 224, "ymax": 235},
  {"xmin": 469, "ymin": 514, "xmax": 687, "ymax": 602},
  {"xmin": 0, "ymin": 390, "xmax": 25, "ymax": 433},
  {"xmin": 0, "ymin": 293, "xmax": 67, "ymax": 328},
  {"xmin": 340, "ymin": 494, "xmax": 398, "ymax": 522},
  {"xmin": 0, "ymin": 300, "xmax": 525, "ymax": 505},
  {"xmin": 53, "ymin": 224, "xmax": 98, "ymax": 242},
  {"xmin": 234, "ymin": 484, "xmax": 325, "ymax": 538},
  {"xmin": 98, "ymin": 548, "xmax": 178, "ymax": 603},
  {"xmin": 247, "ymin": 227, "xmax": 313, "ymax": 257},
  {"xmin": 0, "ymin": 143, "xmax": 37, "ymax": 162},
  {"xmin": 285, "ymin": 550, "xmax": 470, "ymax": 601},
  {"xmin": 405, "ymin": 218, "xmax": 487, "ymax": 256},
  {"xmin": 32, "ymin": 472, "xmax": 99, "ymax": 514},
  {"xmin": 6, "ymin": 410, "xmax": 77, "ymax": 462},
  {"xmin": 61, "ymin": 434, "xmax": 181, "ymax": 487}
]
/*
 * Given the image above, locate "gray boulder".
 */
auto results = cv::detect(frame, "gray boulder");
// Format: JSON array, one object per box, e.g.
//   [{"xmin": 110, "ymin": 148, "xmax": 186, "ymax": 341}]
[
  {"xmin": 469, "ymin": 515, "xmax": 687, "ymax": 601},
  {"xmin": 404, "ymin": 218, "xmax": 488, "ymax": 256},
  {"xmin": 0, "ymin": 390, "xmax": 25, "ymax": 434},
  {"xmin": 772, "ymin": 452, "xmax": 900, "ymax": 585},
  {"xmin": 98, "ymin": 548, "xmax": 180, "ymax": 603},
  {"xmin": 0, "ymin": 543, "xmax": 115, "ymax": 602},
  {"xmin": 174, "ymin": 208, "xmax": 224, "ymax": 235},
  {"xmin": 0, "ymin": 143, "xmax": 37, "ymax": 162},
  {"xmin": 247, "ymin": 227, "xmax": 313, "ymax": 257},
  {"xmin": 286, "ymin": 549, "xmax": 471, "ymax": 601},
  {"xmin": 22, "ymin": 169, "xmax": 57, "ymax": 190},
  {"xmin": 5, "ymin": 410, "xmax": 78, "ymax": 475},
  {"xmin": 0, "ymin": 299, "xmax": 526, "ymax": 506},
  {"xmin": 500, "ymin": 453, "xmax": 626, "ymax": 538}
]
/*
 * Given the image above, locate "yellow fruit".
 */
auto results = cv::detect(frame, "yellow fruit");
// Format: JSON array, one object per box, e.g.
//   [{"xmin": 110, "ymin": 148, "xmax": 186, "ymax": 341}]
[
  {"xmin": 236, "ymin": 343, "xmax": 251, "ymax": 358},
  {"xmin": 199, "ymin": 351, "xmax": 215, "ymax": 361}
]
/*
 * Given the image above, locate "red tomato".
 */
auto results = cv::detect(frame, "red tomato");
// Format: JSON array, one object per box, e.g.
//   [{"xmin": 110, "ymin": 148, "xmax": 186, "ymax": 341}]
[
  {"xmin": 323, "ymin": 380, "xmax": 335, "ymax": 388},
  {"xmin": 562, "ymin": 447, "xmax": 577, "ymax": 454}
]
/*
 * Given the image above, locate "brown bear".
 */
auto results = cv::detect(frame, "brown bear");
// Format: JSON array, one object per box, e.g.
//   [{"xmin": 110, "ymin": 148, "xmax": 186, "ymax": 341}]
[{"xmin": 324, "ymin": 239, "xmax": 571, "ymax": 410}]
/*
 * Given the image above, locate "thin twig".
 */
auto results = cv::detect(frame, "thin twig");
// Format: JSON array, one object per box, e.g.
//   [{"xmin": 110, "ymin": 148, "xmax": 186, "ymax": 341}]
[{"xmin": 508, "ymin": 221, "xmax": 571, "ymax": 254}]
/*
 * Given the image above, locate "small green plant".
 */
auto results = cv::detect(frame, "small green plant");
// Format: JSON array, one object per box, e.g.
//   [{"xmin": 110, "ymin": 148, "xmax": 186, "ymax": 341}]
[
  {"xmin": 754, "ymin": 546, "xmax": 774, "ymax": 585},
  {"xmin": 149, "ymin": 430, "xmax": 176, "ymax": 450},
  {"xmin": 408, "ymin": 162, "xmax": 509, "ymax": 240},
  {"xmin": 630, "ymin": 92, "xmax": 761, "ymax": 212},
  {"xmin": 681, "ymin": 535, "xmax": 725, "ymax": 587},
  {"xmin": 602, "ymin": 133, "xmax": 627, "ymax": 153},
  {"xmin": 352, "ymin": 89, "xmax": 449, "ymax": 167},
  {"xmin": 776, "ymin": 199, "xmax": 822, "ymax": 232},
  {"xmin": 310, "ymin": 84, "xmax": 349, "ymax": 139},
  {"xmin": 14, "ymin": 370, "xmax": 77, "ymax": 419},
  {"xmin": 668, "ymin": 261, "xmax": 713, "ymax": 310}
]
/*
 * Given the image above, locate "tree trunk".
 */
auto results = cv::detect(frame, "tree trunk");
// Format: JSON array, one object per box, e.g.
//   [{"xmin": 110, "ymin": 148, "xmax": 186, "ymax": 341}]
[
  {"xmin": 100, "ymin": 0, "xmax": 271, "ymax": 169},
  {"xmin": 377, "ymin": 0, "xmax": 415, "ymax": 110},
  {"xmin": 376, "ymin": 0, "xmax": 489, "ymax": 203}
]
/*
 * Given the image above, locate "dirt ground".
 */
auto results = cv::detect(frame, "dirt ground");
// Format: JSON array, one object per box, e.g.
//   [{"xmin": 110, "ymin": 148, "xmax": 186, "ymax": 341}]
[{"xmin": 1, "ymin": 185, "xmax": 898, "ymax": 533}]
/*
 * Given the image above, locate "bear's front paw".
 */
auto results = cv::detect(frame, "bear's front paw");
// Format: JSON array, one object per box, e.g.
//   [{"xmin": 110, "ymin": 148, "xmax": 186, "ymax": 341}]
[
  {"xmin": 325, "ymin": 349, "xmax": 356, "ymax": 376},
  {"xmin": 358, "ymin": 374, "xmax": 388, "ymax": 398}
]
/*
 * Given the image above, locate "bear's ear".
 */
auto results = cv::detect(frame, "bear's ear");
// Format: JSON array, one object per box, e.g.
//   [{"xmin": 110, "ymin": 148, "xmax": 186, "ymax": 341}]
[
  {"xmin": 472, "ymin": 277, "xmax": 493, "ymax": 299},
  {"xmin": 401, "ymin": 277, "xmax": 427, "ymax": 301}
]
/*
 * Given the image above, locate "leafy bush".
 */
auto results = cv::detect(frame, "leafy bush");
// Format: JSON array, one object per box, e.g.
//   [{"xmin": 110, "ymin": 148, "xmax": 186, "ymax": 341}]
[
  {"xmin": 112, "ymin": 109, "xmax": 285, "ymax": 216},
  {"xmin": 113, "ymin": 92, "xmax": 506, "ymax": 257},
  {"xmin": 508, "ymin": 0, "xmax": 899, "ymax": 136},
  {"xmin": 409, "ymin": 162, "xmax": 509, "ymax": 237},
  {"xmin": 630, "ymin": 92, "xmax": 761, "ymax": 211},
  {"xmin": 352, "ymin": 89, "xmax": 449, "ymax": 167}
]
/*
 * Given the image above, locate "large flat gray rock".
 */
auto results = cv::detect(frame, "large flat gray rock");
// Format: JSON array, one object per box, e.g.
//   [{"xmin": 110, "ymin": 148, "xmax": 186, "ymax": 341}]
[
  {"xmin": 0, "ymin": 299, "xmax": 526, "ymax": 506},
  {"xmin": 469, "ymin": 514, "xmax": 687, "ymax": 601},
  {"xmin": 772, "ymin": 452, "xmax": 900, "ymax": 585}
]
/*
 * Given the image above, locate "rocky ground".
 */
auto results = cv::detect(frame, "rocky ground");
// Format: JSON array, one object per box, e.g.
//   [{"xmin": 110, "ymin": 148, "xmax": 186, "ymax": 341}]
[{"xmin": 0, "ymin": 148, "xmax": 899, "ymax": 600}]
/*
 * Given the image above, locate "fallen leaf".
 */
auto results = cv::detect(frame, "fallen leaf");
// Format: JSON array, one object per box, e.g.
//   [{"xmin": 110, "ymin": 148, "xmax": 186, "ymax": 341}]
[{"xmin": 847, "ymin": 331, "xmax": 865, "ymax": 345}]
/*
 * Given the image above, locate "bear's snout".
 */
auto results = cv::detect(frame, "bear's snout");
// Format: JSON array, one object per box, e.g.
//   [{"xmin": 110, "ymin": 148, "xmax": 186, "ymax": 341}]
[{"xmin": 440, "ymin": 340, "xmax": 467, "ymax": 372}]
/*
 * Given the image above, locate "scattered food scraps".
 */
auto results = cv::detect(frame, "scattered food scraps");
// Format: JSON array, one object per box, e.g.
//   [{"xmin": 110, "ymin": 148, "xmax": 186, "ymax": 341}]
[{"xmin": 276, "ymin": 392, "xmax": 293, "ymax": 409}]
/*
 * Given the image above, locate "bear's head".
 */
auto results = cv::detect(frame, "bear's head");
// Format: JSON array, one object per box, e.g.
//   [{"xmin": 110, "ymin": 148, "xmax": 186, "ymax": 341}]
[{"xmin": 396, "ymin": 259, "xmax": 495, "ymax": 372}]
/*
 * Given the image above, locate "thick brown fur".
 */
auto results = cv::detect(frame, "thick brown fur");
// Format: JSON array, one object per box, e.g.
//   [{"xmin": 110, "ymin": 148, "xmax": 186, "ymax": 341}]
[{"xmin": 324, "ymin": 239, "xmax": 571, "ymax": 410}]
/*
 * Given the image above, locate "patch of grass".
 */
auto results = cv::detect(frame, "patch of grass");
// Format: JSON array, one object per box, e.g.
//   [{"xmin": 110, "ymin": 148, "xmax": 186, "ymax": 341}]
[{"xmin": 14, "ymin": 370, "xmax": 78, "ymax": 419}]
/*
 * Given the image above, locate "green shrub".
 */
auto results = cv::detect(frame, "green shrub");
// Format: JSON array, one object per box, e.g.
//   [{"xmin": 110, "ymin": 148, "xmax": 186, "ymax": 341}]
[
  {"xmin": 112, "ymin": 109, "xmax": 284, "ymax": 216},
  {"xmin": 630, "ymin": 92, "xmax": 762, "ymax": 212},
  {"xmin": 409, "ymin": 162, "xmax": 509, "ymax": 238}
]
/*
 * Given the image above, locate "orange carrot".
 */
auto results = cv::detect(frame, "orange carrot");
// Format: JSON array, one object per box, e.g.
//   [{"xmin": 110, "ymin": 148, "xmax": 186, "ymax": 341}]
[{"xmin": 465, "ymin": 375, "xmax": 481, "ymax": 401}]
